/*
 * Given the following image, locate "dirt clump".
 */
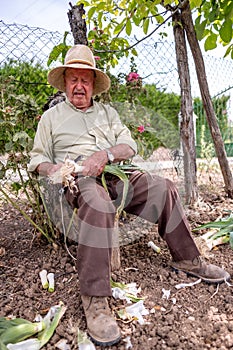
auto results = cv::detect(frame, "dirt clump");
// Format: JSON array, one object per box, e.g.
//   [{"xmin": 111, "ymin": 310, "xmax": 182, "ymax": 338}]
[{"xmin": 1, "ymin": 180, "xmax": 233, "ymax": 349}]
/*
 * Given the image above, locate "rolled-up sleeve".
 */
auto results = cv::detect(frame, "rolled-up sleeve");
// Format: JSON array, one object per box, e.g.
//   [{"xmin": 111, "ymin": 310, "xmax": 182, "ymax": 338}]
[
  {"xmin": 110, "ymin": 106, "xmax": 137, "ymax": 154},
  {"xmin": 115, "ymin": 124, "xmax": 137, "ymax": 154}
]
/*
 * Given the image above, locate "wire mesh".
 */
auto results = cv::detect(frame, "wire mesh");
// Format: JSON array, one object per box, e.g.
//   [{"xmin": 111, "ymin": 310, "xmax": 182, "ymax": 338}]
[{"xmin": 1, "ymin": 20, "xmax": 233, "ymax": 188}]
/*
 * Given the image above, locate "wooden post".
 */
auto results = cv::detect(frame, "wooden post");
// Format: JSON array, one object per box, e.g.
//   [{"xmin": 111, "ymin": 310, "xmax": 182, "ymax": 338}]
[
  {"xmin": 181, "ymin": 1, "xmax": 233, "ymax": 198},
  {"xmin": 67, "ymin": 2, "xmax": 88, "ymax": 45},
  {"xmin": 173, "ymin": 11, "xmax": 198, "ymax": 204}
]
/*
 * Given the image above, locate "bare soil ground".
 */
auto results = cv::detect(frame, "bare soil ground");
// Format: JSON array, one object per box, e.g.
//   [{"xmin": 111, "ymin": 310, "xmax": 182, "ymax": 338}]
[{"xmin": 1, "ymin": 164, "xmax": 233, "ymax": 349}]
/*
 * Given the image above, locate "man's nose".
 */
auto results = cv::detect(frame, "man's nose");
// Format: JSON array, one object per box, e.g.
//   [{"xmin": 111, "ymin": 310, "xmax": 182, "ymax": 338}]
[{"xmin": 76, "ymin": 81, "xmax": 83, "ymax": 89}]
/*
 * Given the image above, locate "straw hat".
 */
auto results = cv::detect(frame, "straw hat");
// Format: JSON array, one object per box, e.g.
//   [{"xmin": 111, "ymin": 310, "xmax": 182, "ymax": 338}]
[{"xmin": 47, "ymin": 45, "xmax": 111, "ymax": 96}]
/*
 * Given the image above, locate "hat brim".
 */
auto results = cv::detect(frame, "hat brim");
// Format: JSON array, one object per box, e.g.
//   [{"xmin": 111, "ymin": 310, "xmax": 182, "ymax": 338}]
[{"xmin": 47, "ymin": 63, "xmax": 111, "ymax": 96}]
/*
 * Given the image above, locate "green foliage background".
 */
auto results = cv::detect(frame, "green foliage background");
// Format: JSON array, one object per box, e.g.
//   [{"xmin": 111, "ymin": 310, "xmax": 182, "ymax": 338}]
[
  {"xmin": 0, "ymin": 60, "xmax": 182, "ymax": 162},
  {"xmin": 1, "ymin": 59, "xmax": 231, "ymax": 164},
  {"xmin": 0, "ymin": 60, "xmax": 53, "ymax": 157},
  {"xmin": 194, "ymin": 94, "xmax": 231, "ymax": 158}
]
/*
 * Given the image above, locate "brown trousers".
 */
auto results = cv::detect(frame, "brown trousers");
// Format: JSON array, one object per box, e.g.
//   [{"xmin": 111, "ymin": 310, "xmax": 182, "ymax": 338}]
[{"xmin": 65, "ymin": 171, "xmax": 200, "ymax": 296}]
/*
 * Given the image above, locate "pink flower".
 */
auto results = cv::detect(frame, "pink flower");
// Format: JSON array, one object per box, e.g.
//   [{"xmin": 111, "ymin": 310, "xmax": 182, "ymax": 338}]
[
  {"xmin": 137, "ymin": 125, "xmax": 145, "ymax": 133},
  {"xmin": 127, "ymin": 72, "xmax": 140, "ymax": 82},
  {"xmin": 5, "ymin": 106, "xmax": 12, "ymax": 113},
  {"xmin": 94, "ymin": 56, "xmax": 101, "ymax": 60}
]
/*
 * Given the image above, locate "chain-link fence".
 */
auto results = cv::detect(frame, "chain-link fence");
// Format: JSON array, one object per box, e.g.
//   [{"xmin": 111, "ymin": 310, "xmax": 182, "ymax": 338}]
[
  {"xmin": 1, "ymin": 20, "xmax": 232, "ymax": 95},
  {"xmin": 0, "ymin": 21, "xmax": 63, "ymax": 67},
  {"xmin": 1, "ymin": 19, "xmax": 233, "ymax": 187}
]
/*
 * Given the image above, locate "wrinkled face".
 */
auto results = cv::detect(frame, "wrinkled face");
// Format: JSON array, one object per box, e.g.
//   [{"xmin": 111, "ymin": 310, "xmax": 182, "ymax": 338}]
[{"xmin": 64, "ymin": 68, "xmax": 95, "ymax": 110}]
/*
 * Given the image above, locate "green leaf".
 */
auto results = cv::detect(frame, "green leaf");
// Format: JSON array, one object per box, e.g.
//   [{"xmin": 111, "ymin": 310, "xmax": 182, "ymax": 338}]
[
  {"xmin": 87, "ymin": 7, "xmax": 96, "ymax": 21},
  {"xmin": 204, "ymin": 33, "xmax": 217, "ymax": 50},
  {"xmin": 219, "ymin": 19, "xmax": 232, "ymax": 43},
  {"xmin": 224, "ymin": 45, "xmax": 232, "ymax": 57},
  {"xmin": 190, "ymin": 0, "xmax": 202, "ymax": 8},
  {"xmin": 156, "ymin": 14, "xmax": 164, "ymax": 24},
  {"xmin": 47, "ymin": 43, "xmax": 69, "ymax": 66},
  {"xmin": 11, "ymin": 182, "xmax": 22, "ymax": 193},
  {"xmin": 101, "ymin": 171, "xmax": 108, "ymax": 193},
  {"xmin": 38, "ymin": 302, "xmax": 67, "ymax": 347},
  {"xmin": 12, "ymin": 131, "xmax": 29, "ymax": 143},
  {"xmin": 5, "ymin": 141, "xmax": 13, "ymax": 152},
  {"xmin": 77, "ymin": 0, "xmax": 90, "ymax": 7},
  {"xmin": 208, "ymin": 10, "xmax": 217, "ymax": 22},
  {"xmin": 195, "ymin": 18, "xmax": 207, "ymax": 40},
  {"xmin": 222, "ymin": 235, "xmax": 230, "ymax": 244},
  {"xmin": 194, "ymin": 217, "xmax": 233, "ymax": 231},
  {"xmin": 212, "ymin": 226, "xmax": 233, "ymax": 239},
  {"xmin": 98, "ymin": 11, "xmax": 103, "ymax": 25},
  {"xmin": 62, "ymin": 31, "xmax": 70, "ymax": 45},
  {"xmin": 96, "ymin": 2, "xmax": 105, "ymax": 10},
  {"xmin": 163, "ymin": 0, "xmax": 173, "ymax": 5},
  {"xmin": 126, "ymin": 19, "xmax": 132, "ymax": 36},
  {"xmin": 131, "ymin": 48, "xmax": 138, "ymax": 56},
  {"xmin": 0, "ymin": 339, "xmax": 8, "ymax": 350},
  {"xmin": 132, "ymin": 15, "xmax": 141, "ymax": 26},
  {"xmin": 224, "ymin": 1, "xmax": 233, "ymax": 19},
  {"xmin": 143, "ymin": 18, "xmax": 150, "ymax": 35},
  {"xmin": 113, "ymin": 22, "xmax": 125, "ymax": 35},
  {"xmin": 102, "ymin": 164, "xmax": 130, "ymax": 218}
]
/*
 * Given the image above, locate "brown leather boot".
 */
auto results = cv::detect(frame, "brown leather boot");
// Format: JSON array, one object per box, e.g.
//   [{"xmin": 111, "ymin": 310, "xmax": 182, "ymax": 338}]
[
  {"xmin": 171, "ymin": 256, "xmax": 230, "ymax": 283},
  {"xmin": 81, "ymin": 295, "xmax": 121, "ymax": 346}
]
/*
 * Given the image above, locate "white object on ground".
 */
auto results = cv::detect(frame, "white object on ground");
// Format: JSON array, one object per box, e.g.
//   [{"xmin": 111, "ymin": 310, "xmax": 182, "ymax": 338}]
[
  {"xmin": 55, "ymin": 338, "xmax": 71, "ymax": 350},
  {"xmin": 111, "ymin": 281, "xmax": 142, "ymax": 303},
  {"xmin": 125, "ymin": 300, "xmax": 149, "ymax": 325},
  {"xmin": 147, "ymin": 241, "xmax": 161, "ymax": 253},
  {"xmin": 78, "ymin": 329, "xmax": 96, "ymax": 350},
  {"xmin": 123, "ymin": 336, "xmax": 133, "ymax": 349},
  {"xmin": 39, "ymin": 269, "xmax": 48, "ymax": 289},
  {"xmin": 175, "ymin": 278, "xmax": 202, "ymax": 289},
  {"xmin": 162, "ymin": 288, "xmax": 171, "ymax": 299},
  {"xmin": 47, "ymin": 273, "xmax": 55, "ymax": 293},
  {"xmin": 225, "ymin": 278, "xmax": 233, "ymax": 287}
]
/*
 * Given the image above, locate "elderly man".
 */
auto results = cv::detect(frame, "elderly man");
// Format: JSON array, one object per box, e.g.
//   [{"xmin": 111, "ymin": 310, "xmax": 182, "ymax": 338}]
[{"xmin": 28, "ymin": 45, "xmax": 230, "ymax": 347}]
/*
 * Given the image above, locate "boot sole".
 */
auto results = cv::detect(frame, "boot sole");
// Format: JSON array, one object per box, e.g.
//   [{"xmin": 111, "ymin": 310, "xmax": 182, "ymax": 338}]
[
  {"xmin": 172, "ymin": 267, "xmax": 231, "ymax": 284},
  {"xmin": 89, "ymin": 333, "xmax": 121, "ymax": 347}
]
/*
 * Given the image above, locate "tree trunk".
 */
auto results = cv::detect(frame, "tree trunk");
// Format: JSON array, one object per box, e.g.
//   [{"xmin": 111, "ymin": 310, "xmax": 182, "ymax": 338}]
[
  {"xmin": 181, "ymin": 1, "xmax": 233, "ymax": 198},
  {"xmin": 67, "ymin": 2, "xmax": 88, "ymax": 45},
  {"xmin": 173, "ymin": 11, "xmax": 198, "ymax": 204}
]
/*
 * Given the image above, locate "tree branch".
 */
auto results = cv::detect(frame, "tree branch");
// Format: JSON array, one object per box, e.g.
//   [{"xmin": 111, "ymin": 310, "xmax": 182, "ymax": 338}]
[{"xmin": 95, "ymin": 9, "xmax": 179, "ymax": 54}]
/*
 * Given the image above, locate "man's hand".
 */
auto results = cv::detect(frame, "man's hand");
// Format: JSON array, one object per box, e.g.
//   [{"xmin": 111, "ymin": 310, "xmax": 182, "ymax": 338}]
[
  {"xmin": 82, "ymin": 150, "xmax": 108, "ymax": 177},
  {"xmin": 81, "ymin": 144, "xmax": 135, "ymax": 177},
  {"xmin": 36, "ymin": 162, "xmax": 63, "ymax": 177}
]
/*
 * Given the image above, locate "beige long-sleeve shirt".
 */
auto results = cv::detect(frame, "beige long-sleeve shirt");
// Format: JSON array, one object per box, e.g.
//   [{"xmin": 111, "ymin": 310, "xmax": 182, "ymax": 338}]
[{"xmin": 28, "ymin": 99, "xmax": 137, "ymax": 172}]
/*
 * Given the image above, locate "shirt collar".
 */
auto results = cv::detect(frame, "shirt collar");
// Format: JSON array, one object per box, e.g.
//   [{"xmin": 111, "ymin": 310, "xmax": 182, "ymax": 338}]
[{"xmin": 65, "ymin": 96, "xmax": 95, "ymax": 113}]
